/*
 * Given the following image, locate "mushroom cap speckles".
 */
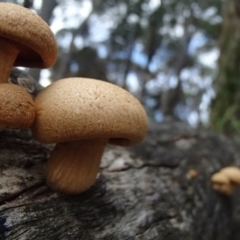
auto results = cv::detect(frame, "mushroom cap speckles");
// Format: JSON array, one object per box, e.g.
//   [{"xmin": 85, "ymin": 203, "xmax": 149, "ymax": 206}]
[
  {"xmin": 0, "ymin": 3, "xmax": 57, "ymax": 68},
  {"xmin": 0, "ymin": 83, "xmax": 35, "ymax": 127},
  {"xmin": 32, "ymin": 78, "xmax": 148, "ymax": 145}
]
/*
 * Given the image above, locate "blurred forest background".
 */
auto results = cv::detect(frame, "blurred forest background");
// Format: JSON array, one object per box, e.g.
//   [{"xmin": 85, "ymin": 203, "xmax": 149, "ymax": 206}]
[{"xmin": 1, "ymin": 0, "xmax": 239, "ymax": 134}]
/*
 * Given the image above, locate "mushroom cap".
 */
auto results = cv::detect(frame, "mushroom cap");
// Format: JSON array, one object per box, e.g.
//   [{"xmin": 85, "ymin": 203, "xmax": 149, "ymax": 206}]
[
  {"xmin": 220, "ymin": 167, "xmax": 240, "ymax": 184},
  {"xmin": 32, "ymin": 78, "xmax": 148, "ymax": 146},
  {"xmin": 0, "ymin": 83, "xmax": 35, "ymax": 127},
  {"xmin": 0, "ymin": 3, "xmax": 57, "ymax": 68},
  {"xmin": 211, "ymin": 173, "xmax": 230, "ymax": 185}
]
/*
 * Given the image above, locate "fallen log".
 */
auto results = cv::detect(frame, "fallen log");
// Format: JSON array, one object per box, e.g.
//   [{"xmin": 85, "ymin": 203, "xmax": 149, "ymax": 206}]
[{"xmin": 0, "ymin": 120, "xmax": 240, "ymax": 240}]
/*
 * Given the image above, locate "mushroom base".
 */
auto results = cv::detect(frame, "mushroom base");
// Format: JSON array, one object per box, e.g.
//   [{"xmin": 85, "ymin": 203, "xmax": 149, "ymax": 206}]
[
  {"xmin": 212, "ymin": 183, "xmax": 236, "ymax": 195},
  {"xmin": 46, "ymin": 138, "xmax": 108, "ymax": 195}
]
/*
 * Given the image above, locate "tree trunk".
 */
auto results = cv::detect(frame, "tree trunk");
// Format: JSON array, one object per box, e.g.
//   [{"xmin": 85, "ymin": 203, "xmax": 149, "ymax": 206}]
[
  {"xmin": 211, "ymin": 0, "xmax": 240, "ymax": 134},
  {"xmin": 1, "ymin": 120, "xmax": 240, "ymax": 240}
]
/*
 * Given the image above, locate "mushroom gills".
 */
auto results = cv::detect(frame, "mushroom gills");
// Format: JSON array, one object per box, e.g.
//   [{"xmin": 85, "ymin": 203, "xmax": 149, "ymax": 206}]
[
  {"xmin": 0, "ymin": 123, "xmax": 6, "ymax": 132},
  {"xmin": 46, "ymin": 138, "xmax": 108, "ymax": 194}
]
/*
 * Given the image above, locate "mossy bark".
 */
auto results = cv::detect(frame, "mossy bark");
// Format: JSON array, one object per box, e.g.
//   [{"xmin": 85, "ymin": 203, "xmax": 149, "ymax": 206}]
[{"xmin": 211, "ymin": 0, "xmax": 240, "ymax": 134}]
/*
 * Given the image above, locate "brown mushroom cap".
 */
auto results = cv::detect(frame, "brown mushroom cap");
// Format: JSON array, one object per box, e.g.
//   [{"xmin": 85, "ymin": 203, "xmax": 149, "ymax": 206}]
[
  {"xmin": 0, "ymin": 3, "xmax": 57, "ymax": 68},
  {"xmin": 211, "ymin": 173, "xmax": 230, "ymax": 185},
  {"xmin": 219, "ymin": 167, "xmax": 240, "ymax": 184},
  {"xmin": 32, "ymin": 77, "xmax": 148, "ymax": 194},
  {"xmin": 0, "ymin": 83, "xmax": 35, "ymax": 128},
  {"xmin": 32, "ymin": 77, "xmax": 148, "ymax": 145},
  {"xmin": 211, "ymin": 166, "xmax": 240, "ymax": 196}
]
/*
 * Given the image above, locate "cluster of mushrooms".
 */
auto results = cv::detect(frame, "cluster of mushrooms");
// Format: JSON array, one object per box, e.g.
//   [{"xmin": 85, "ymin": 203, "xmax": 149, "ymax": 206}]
[
  {"xmin": 0, "ymin": 3, "xmax": 148, "ymax": 195},
  {"xmin": 211, "ymin": 167, "xmax": 240, "ymax": 196}
]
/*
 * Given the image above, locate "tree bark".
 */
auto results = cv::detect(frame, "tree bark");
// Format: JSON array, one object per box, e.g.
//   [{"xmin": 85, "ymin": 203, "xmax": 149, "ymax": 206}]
[{"xmin": 1, "ymin": 120, "xmax": 240, "ymax": 240}]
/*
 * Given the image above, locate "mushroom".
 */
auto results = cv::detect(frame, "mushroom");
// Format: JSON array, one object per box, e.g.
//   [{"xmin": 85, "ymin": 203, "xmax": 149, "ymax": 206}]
[
  {"xmin": 0, "ymin": 3, "xmax": 57, "ymax": 83},
  {"xmin": 31, "ymin": 78, "xmax": 148, "ymax": 194},
  {"xmin": 0, "ymin": 83, "xmax": 35, "ymax": 131},
  {"xmin": 211, "ymin": 166, "xmax": 240, "ymax": 195}
]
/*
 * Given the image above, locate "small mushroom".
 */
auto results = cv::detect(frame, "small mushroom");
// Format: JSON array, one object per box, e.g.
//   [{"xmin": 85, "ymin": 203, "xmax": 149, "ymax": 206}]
[
  {"xmin": 211, "ymin": 166, "xmax": 240, "ymax": 195},
  {"xmin": 220, "ymin": 167, "xmax": 240, "ymax": 183},
  {"xmin": 211, "ymin": 172, "xmax": 233, "ymax": 195},
  {"xmin": 0, "ymin": 83, "xmax": 35, "ymax": 130},
  {"xmin": 31, "ymin": 78, "xmax": 148, "ymax": 194},
  {"xmin": 0, "ymin": 3, "xmax": 57, "ymax": 83},
  {"xmin": 186, "ymin": 169, "xmax": 198, "ymax": 180}
]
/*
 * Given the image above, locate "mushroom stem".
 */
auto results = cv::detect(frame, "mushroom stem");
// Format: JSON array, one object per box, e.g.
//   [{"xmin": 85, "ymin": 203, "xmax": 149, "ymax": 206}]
[
  {"xmin": 0, "ymin": 38, "xmax": 20, "ymax": 83},
  {"xmin": 46, "ymin": 138, "xmax": 108, "ymax": 194}
]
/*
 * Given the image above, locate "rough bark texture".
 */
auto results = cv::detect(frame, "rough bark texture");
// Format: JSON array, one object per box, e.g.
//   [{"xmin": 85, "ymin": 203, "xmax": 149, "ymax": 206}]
[{"xmin": 1, "ymin": 121, "xmax": 240, "ymax": 240}]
